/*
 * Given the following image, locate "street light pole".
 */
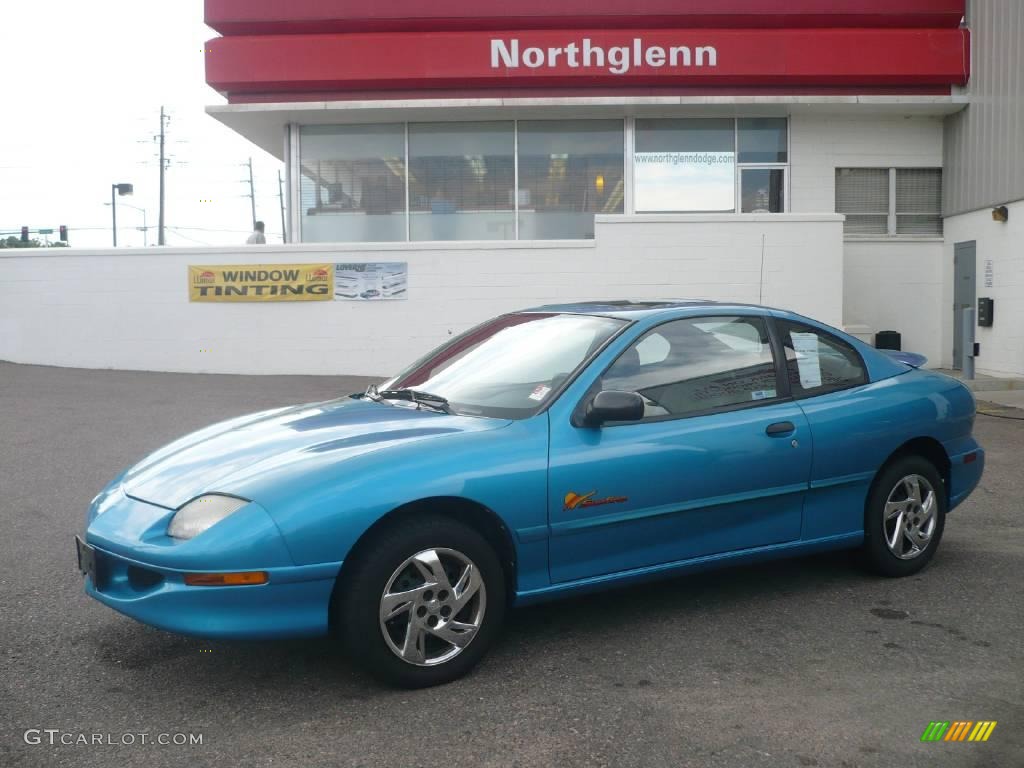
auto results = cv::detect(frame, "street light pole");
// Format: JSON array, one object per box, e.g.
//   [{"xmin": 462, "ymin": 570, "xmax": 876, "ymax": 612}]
[
  {"xmin": 110, "ymin": 183, "xmax": 134, "ymax": 248},
  {"xmin": 111, "ymin": 185, "xmax": 118, "ymax": 248},
  {"xmin": 105, "ymin": 200, "xmax": 147, "ymax": 246}
]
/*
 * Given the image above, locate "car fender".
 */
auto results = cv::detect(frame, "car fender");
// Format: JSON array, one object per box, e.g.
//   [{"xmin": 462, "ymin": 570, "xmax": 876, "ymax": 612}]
[{"xmin": 229, "ymin": 415, "xmax": 552, "ymax": 590}]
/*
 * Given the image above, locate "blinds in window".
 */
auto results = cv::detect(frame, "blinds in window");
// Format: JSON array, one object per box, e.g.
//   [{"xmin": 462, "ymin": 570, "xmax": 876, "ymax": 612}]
[
  {"xmin": 896, "ymin": 168, "xmax": 943, "ymax": 235},
  {"xmin": 835, "ymin": 168, "xmax": 889, "ymax": 235}
]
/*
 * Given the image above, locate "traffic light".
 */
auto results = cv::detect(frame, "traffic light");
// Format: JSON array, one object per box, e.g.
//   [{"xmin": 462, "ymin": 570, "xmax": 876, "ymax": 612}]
[
  {"xmin": 59, "ymin": 225, "xmax": 68, "ymax": 242},
  {"xmin": 20, "ymin": 226, "xmax": 29, "ymax": 243}
]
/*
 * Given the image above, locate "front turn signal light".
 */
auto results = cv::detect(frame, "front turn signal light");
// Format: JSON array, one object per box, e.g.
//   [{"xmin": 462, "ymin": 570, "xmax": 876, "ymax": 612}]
[{"xmin": 184, "ymin": 571, "xmax": 268, "ymax": 587}]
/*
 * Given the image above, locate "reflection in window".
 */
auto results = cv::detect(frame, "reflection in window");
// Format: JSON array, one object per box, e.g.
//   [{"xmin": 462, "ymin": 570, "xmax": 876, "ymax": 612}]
[
  {"xmin": 299, "ymin": 124, "xmax": 406, "ymax": 242},
  {"xmin": 409, "ymin": 122, "xmax": 515, "ymax": 241},
  {"xmin": 392, "ymin": 313, "xmax": 626, "ymax": 419},
  {"xmin": 741, "ymin": 169, "xmax": 785, "ymax": 213},
  {"xmin": 778, "ymin": 321, "xmax": 868, "ymax": 395},
  {"xmin": 738, "ymin": 118, "xmax": 788, "ymax": 163},
  {"xmin": 634, "ymin": 119, "xmax": 736, "ymax": 212},
  {"xmin": 602, "ymin": 316, "xmax": 779, "ymax": 419},
  {"xmin": 517, "ymin": 120, "xmax": 624, "ymax": 239}
]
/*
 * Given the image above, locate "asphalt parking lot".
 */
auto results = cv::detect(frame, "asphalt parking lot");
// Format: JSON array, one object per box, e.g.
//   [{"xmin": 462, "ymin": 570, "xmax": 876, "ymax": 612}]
[{"xmin": 1, "ymin": 361, "xmax": 1021, "ymax": 768}]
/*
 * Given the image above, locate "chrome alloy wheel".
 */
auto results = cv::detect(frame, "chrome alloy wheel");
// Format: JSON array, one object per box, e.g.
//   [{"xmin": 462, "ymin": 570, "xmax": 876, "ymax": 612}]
[
  {"xmin": 883, "ymin": 474, "xmax": 938, "ymax": 560},
  {"xmin": 378, "ymin": 548, "xmax": 486, "ymax": 666}
]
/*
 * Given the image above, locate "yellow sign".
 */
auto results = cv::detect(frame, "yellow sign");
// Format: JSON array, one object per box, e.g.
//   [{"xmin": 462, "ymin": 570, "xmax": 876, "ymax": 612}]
[{"xmin": 189, "ymin": 264, "xmax": 332, "ymax": 302}]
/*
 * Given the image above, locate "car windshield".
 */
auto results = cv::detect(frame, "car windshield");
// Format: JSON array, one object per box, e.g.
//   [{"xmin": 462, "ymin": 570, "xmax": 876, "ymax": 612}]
[{"xmin": 383, "ymin": 313, "xmax": 627, "ymax": 419}]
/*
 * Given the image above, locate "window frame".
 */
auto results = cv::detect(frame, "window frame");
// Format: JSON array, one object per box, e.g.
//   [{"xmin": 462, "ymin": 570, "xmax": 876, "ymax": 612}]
[
  {"xmin": 572, "ymin": 312, "xmax": 794, "ymax": 427},
  {"xmin": 775, "ymin": 319, "xmax": 869, "ymax": 399}
]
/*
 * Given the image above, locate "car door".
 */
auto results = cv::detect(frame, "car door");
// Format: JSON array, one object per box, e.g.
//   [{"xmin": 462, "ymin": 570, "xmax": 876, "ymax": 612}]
[
  {"xmin": 547, "ymin": 313, "xmax": 812, "ymax": 584},
  {"xmin": 772, "ymin": 317, "xmax": 878, "ymax": 541}
]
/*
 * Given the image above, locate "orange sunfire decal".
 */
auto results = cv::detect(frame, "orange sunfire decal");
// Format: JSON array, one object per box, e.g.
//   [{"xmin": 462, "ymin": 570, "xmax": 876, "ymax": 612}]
[{"xmin": 564, "ymin": 490, "xmax": 628, "ymax": 511}]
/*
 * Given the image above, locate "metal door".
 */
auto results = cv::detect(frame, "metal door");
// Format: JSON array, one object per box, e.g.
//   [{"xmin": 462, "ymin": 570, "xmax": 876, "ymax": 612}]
[{"xmin": 953, "ymin": 241, "xmax": 977, "ymax": 370}]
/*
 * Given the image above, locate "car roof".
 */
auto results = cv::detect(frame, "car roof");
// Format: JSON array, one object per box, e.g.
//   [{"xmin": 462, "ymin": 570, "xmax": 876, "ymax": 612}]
[{"xmin": 522, "ymin": 299, "xmax": 773, "ymax": 320}]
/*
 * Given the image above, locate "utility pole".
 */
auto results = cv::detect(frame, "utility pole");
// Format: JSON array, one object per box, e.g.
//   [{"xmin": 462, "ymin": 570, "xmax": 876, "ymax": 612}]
[
  {"xmin": 246, "ymin": 158, "xmax": 257, "ymax": 231},
  {"xmin": 158, "ymin": 106, "xmax": 168, "ymax": 246},
  {"xmin": 278, "ymin": 170, "xmax": 287, "ymax": 243}
]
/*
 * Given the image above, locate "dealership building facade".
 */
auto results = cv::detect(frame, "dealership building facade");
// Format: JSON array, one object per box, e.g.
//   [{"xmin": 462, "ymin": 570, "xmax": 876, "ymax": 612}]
[
  {"xmin": 198, "ymin": 0, "xmax": 1022, "ymax": 377},
  {"xmin": 0, "ymin": 1, "xmax": 1019, "ymax": 379}
]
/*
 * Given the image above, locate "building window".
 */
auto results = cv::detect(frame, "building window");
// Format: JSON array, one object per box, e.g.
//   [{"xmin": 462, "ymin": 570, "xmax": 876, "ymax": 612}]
[
  {"xmin": 836, "ymin": 167, "xmax": 942, "ymax": 237},
  {"xmin": 895, "ymin": 168, "xmax": 942, "ymax": 236},
  {"xmin": 738, "ymin": 118, "xmax": 788, "ymax": 164},
  {"xmin": 634, "ymin": 118, "xmax": 735, "ymax": 213},
  {"xmin": 408, "ymin": 122, "xmax": 515, "ymax": 241},
  {"xmin": 634, "ymin": 118, "xmax": 788, "ymax": 214},
  {"xmin": 296, "ymin": 117, "xmax": 795, "ymax": 242},
  {"xmin": 741, "ymin": 168, "xmax": 785, "ymax": 213},
  {"xmin": 517, "ymin": 120, "xmax": 624, "ymax": 240},
  {"xmin": 299, "ymin": 124, "xmax": 406, "ymax": 243}
]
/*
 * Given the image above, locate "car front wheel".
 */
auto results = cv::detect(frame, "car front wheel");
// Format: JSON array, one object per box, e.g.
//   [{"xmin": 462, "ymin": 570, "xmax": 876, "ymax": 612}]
[
  {"xmin": 863, "ymin": 456, "xmax": 947, "ymax": 577},
  {"xmin": 337, "ymin": 516, "xmax": 506, "ymax": 688}
]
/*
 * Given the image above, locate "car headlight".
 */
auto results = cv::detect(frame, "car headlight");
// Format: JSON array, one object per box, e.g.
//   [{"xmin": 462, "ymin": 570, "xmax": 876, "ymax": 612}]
[{"xmin": 167, "ymin": 494, "xmax": 249, "ymax": 540}]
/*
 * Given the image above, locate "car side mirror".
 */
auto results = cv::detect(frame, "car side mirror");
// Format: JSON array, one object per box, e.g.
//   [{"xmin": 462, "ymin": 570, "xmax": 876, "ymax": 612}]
[{"xmin": 581, "ymin": 390, "xmax": 645, "ymax": 427}]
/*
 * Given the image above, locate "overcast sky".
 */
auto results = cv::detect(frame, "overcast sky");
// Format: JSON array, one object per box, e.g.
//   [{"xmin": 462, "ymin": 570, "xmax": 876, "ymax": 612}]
[{"xmin": 0, "ymin": 0, "xmax": 283, "ymax": 248}]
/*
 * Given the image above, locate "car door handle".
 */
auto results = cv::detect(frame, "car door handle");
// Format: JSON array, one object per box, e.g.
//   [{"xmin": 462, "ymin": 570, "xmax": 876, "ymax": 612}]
[{"xmin": 765, "ymin": 421, "xmax": 796, "ymax": 437}]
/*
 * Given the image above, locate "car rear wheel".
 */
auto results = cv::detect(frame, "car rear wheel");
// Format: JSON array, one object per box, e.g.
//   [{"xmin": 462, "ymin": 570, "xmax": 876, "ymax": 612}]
[
  {"xmin": 862, "ymin": 456, "xmax": 946, "ymax": 577},
  {"xmin": 336, "ymin": 516, "xmax": 506, "ymax": 688}
]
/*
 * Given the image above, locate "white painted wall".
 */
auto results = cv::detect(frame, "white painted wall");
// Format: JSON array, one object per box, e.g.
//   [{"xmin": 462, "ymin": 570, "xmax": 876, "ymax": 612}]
[
  {"xmin": 943, "ymin": 200, "xmax": 1024, "ymax": 377},
  {"xmin": 843, "ymin": 241, "xmax": 945, "ymax": 366},
  {"xmin": 790, "ymin": 113, "xmax": 947, "ymax": 365},
  {"xmin": 790, "ymin": 113, "xmax": 944, "ymax": 213},
  {"xmin": 0, "ymin": 214, "xmax": 843, "ymax": 376}
]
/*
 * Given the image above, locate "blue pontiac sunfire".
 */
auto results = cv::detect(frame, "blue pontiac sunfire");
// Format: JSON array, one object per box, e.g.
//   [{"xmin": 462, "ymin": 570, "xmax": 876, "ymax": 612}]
[{"xmin": 78, "ymin": 301, "xmax": 984, "ymax": 687}]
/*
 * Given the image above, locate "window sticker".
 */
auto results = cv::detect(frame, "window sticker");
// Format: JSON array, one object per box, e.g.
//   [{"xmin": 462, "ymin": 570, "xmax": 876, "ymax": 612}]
[
  {"xmin": 528, "ymin": 385, "xmax": 551, "ymax": 402},
  {"xmin": 791, "ymin": 332, "xmax": 822, "ymax": 388},
  {"xmin": 751, "ymin": 389, "xmax": 777, "ymax": 401}
]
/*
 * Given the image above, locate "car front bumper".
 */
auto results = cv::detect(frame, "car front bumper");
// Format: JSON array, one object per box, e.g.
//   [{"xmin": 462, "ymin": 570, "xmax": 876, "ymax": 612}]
[
  {"xmin": 81, "ymin": 544, "xmax": 340, "ymax": 639},
  {"xmin": 81, "ymin": 487, "xmax": 340, "ymax": 639}
]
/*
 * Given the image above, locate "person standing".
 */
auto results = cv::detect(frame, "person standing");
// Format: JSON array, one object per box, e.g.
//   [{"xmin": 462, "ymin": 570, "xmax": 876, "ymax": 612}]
[{"xmin": 246, "ymin": 221, "xmax": 266, "ymax": 244}]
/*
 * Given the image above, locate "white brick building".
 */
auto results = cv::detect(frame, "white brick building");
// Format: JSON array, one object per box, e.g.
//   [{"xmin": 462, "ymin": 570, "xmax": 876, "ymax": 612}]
[{"xmin": 2, "ymin": 1, "xmax": 1020, "ymax": 378}]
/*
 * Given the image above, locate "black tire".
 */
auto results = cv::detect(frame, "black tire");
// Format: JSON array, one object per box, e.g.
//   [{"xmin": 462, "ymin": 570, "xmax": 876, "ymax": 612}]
[
  {"xmin": 336, "ymin": 515, "xmax": 506, "ymax": 688},
  {"xmin": 862, "ymin": 455, "xmax": 947, "ymax": 577}
]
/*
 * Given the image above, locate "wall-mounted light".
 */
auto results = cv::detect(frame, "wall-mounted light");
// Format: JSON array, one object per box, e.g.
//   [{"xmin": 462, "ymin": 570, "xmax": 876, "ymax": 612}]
[
  {"xmin": 992, "ymin": 205, "xmax": 1009, "ymax": 223},
  {"xmin": 595, "ymin": 174, "xmax": 605, "ymax": 193}
]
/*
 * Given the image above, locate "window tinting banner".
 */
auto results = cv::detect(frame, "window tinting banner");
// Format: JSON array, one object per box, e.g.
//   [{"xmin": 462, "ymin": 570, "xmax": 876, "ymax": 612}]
[
  {"xmin": 189, "ymin": 264, "xmax": 333, "ymax": 302},
  {"xmin": 335, "ymin": 263, "xmax": 408, "ymax": 300}
]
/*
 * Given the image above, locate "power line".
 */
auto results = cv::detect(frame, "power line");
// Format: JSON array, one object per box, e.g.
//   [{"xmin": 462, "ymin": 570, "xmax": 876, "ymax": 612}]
[{"xmin": 165, "ymin": 228, "xmax": 213, "ymax": 246}]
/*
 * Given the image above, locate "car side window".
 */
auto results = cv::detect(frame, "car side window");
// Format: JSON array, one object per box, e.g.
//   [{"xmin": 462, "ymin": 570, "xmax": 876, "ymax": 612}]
[
  {"xmin": 777, "ymin": 320, "xmax": 868, "ymax": 397},
  {"xmin": 601, "ymin": 316, "xmax": 780, "ymax": 420}
]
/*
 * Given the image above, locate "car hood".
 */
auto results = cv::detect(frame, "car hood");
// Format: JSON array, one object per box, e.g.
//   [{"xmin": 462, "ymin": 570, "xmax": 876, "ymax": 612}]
[{"xmin": 121, "ymin": 397, "xmax": 509, "ymax": 510}]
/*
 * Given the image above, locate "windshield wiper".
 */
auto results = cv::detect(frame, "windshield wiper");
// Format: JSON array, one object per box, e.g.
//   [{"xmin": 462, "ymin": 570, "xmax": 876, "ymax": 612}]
[{"xmin": 366, "ymin": 385, "xmax": 452, "ymax": 414}]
